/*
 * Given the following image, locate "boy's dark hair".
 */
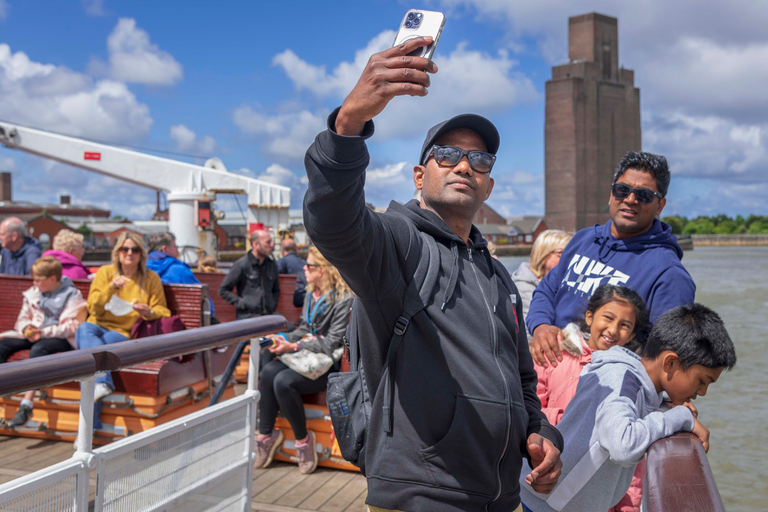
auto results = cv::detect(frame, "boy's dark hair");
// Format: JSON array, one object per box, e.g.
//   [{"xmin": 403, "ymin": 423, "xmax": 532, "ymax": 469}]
[
  {"xmin": 578, "ymin": 284, "xmax": 649, "ymax": 343},
  {"xmin": 641, "ymin": 303, "xmax": 737, "ymax": 369},
  {"xmin": 613, "ymin": 151, "xmax": 671, "ymax": 198}
]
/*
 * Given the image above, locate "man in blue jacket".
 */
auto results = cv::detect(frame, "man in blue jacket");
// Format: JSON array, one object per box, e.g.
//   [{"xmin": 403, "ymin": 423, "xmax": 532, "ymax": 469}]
[
  {"xmin": 527, "ymin": 152, "xmax": 696, "ymax": 368},
  {"xmin": 0, "ymin": 217, "xmax": 42, "ymax": 276},
  {"xmin": 146, "ymin": 232, "xmax": 216, "ymax": 319}
]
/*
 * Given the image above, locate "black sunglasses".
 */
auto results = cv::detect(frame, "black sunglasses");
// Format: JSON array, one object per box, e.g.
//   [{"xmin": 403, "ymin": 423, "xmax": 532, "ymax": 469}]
[
  {"xmin": 611, "ymin": 182, "xmax": 663, "ymax": 205},
  {"xmin": 119, "ymin": 247, "xmax": 141, "ymax": 254},
  {"xmin": 425, "ymin": 145, "xmax": 496, "ymax": 174}
]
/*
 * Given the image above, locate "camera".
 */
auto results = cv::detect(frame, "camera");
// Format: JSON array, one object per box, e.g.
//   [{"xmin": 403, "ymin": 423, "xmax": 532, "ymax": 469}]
[
  {"xmin": 405, "ymin": 11, "xmax": 423, "ymax": 29},
  {"xmin": 258, "ymin": 336, "xmax": 275, "ymax": 349}
]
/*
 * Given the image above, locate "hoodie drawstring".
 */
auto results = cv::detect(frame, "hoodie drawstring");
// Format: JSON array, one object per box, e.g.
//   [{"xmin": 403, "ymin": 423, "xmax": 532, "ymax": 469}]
[
  {"xmin": 441, "ymin": 241, "xmax": 459, "ymax": 311},
  {"xmin": 482, "ymin": 249, "xmax": 499, "ymax": 312}
]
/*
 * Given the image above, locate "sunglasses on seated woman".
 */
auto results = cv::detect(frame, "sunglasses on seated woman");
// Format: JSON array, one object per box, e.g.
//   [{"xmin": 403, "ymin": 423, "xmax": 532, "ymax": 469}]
[
  {"xmin": 119, "ymin": 247, "xmax": 141, "ymax": 254},
  {"xmin": 611, "ymin": 182, "xmax": 664, "ymax": 205},
  {"xmin": 424, "ymin": 145, "xmax": 496, "ymax": 174}
]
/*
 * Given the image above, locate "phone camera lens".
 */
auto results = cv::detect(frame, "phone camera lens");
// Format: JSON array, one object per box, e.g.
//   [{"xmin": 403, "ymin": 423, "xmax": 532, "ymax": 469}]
[
  {"xmin": 412, "ymin": 18, "xmax": 421, "ymax": 27},
  {"xmin": 405, "ymin": 20, "xmax": 413, "ymax": 28},
  {"xmin": 407, "ymin": 12, "xmax": 415, "ymax": 20}
]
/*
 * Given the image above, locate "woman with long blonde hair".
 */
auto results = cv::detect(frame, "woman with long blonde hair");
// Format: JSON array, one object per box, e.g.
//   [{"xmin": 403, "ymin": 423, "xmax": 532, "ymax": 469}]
[
  {"xmin": 255, "ymin": 246, "xmax": 353, "ymax": 475},
  {"xmin": 511, "ymin": 229, "xmax": 572, "ymax": 336},
  {"xmin": 75, "ymin": 232, "xmax": 170, "ymax": 402}
]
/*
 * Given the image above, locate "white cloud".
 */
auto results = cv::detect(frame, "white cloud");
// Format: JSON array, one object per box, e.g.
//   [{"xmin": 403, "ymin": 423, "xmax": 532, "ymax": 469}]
[
  {"xmin": 644, "ymin": 112, "xmax": 766, "ymax": 183},
  {"xmin": 170, "ymin": 124, "xmax": 216, "ymax": 153},
  {"xmin": 0, "ymin": 0, "xmax": 9, "ymax": 20},
  {"xmin": 0, "ymin": 43, "xmax": 153, "ymax": 141},
  {"xmin": 486, "ymin": 171, "xmax": 544, "ymax": 217},
  {"xmin": 105, "ymin": 18, "xmax": 182, "ymax": 86},
  {"xmin": 232, "ymin": 107, "xmax": 326, "ymax": 162},
  {"xmin": 82, "ymin": 0, "xmax": 105, "ymax": 16},
  {"xmin": 366, "ymin": 162, "xmax": 410, "ymax": 186},
  {"xmin": 0, "ymin": 156, "xmax": 15, "ymax": 171},
  {"xmin": 271, "ymin": 31, "xmax": 536, "ymax": 141}
]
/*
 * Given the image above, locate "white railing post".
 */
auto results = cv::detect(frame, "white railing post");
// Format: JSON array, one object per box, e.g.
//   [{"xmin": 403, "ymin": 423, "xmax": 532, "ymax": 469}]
[
  {"xmin": 74, "ymin": 376, "xmax": 95, "ymax": 456},
  {"xmin": 243, "ymin": 338, "xmax": 260, "ymax": 510}
]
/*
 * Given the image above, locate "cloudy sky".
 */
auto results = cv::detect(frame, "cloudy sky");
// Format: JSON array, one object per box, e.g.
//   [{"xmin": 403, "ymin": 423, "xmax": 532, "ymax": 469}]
[{"xmin": 0, "ymin": 0, "xmax": 766, "ymax": 220}]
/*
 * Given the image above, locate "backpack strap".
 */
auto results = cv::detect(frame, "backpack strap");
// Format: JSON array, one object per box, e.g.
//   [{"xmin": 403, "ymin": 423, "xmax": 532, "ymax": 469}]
[{"xmin": 382, "ymin": 230, "xmax": 441, "ymax": 434}]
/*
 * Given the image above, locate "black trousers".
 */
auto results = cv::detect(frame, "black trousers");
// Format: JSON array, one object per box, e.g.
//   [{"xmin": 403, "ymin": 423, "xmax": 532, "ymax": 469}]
[
  {"xmin": 258, "ymin": 357, "xmax": 329, "ymax": 439},
  {"xmin": 0, "ymin": 337, "xmax": 72, "ymax": 364}
]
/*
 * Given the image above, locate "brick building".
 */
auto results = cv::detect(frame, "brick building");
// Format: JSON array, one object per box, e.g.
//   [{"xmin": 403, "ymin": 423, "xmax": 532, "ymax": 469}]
[{"xmin": 544, "ymin": 13, "xmax": 641, "ymax": 232}]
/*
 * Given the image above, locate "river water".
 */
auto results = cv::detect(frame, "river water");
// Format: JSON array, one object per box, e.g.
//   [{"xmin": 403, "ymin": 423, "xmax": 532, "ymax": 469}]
[{"xmin": 501, "ymin": 246, "xmax": 768, "ymax": 512}]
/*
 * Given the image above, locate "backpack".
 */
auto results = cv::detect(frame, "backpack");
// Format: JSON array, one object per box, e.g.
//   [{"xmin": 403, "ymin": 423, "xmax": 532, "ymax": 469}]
[{"xmin": 326, "ymin": 230, "xmax": 441, "ymax": 469}]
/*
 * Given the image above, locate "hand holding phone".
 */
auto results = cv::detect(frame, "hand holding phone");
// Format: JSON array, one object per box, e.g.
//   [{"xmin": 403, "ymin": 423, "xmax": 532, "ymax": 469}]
[{"xmin": 392, "ymin": 10, "xmax": 446, "ymax": 60}]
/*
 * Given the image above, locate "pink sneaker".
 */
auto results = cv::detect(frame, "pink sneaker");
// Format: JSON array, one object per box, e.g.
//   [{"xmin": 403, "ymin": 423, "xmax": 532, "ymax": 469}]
[
  {"xmin": 296, "ymin": 431, "xmax": 318, "ymax": 474},
  {"xmin": 254, "ymin": 430, "xmax": 284, "ymax": 469}
]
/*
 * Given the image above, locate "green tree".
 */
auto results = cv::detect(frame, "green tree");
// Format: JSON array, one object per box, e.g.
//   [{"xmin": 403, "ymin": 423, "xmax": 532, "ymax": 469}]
[
  {"xmin": 661, "ymin": 216, "xmax": 686, "ymax": 234},
  {"xmin": 76, "ymin": 224, "xmax": 92, "ymax": 236},
  {"xmin": 713, "ymin": 219, "xmax": 738, "ymax": 234}
]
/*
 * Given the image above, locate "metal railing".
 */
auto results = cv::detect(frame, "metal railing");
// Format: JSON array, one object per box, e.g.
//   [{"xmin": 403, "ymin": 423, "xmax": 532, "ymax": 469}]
[
  {"xmin": 0, "ymin": 315, "xmax": 287, "ymax": 512},
  {"xmin": 644, "ymin": 432, "xmax": 726, "ymax": 512}
]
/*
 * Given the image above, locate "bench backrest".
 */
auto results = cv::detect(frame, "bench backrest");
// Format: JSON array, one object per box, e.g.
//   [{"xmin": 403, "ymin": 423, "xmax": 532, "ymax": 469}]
[
  {"xmin": 0, "ymin": 274, "xmax": 207, "ymax": 333},
  {"xmin": 195, "ymin": 272, "xmax": 302, "ymax": 325}
]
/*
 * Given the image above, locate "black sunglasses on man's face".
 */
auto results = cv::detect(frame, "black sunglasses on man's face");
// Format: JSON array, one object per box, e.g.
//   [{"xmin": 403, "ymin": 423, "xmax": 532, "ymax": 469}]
[
  {"xmin": 611, "ymin": 182, "xmax": 663, "ymax": 205},
  {"xmin": 425, "ymin": 145, "xmax": 496, "ymax": 174}
]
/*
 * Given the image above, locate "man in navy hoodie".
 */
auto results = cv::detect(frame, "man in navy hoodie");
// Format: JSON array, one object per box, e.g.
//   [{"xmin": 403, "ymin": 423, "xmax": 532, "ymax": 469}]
[
  {"xmin": 303, "ymin": 37, "xmax": 562, "ymax": 512},
  {"xmin": 146, "ymin": 232, "xmax": 215, "ymax": 319},
  {"xmin": 0, "ymin": 217, "xmax": 42, "ymax": 276},
  {"xmin": 527, "ymin": 152, "xmax": 695, "ymax": 368}
]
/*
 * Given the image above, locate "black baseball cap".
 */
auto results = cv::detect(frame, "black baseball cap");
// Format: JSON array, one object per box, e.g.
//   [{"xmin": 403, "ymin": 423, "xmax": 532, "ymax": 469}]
[{"xmin": 419, "ymin": 114, "xmax": 500, "ymax": 166}]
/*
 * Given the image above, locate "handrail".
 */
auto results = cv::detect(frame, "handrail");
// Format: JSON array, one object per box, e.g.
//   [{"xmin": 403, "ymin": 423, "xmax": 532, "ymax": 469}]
[
  {"xmin": 0, "ymin": 315, "xmax": 287, "ymax": 396},
  {"xmin": 645, "ymin": 432, "xmax": 725, "ymax": 512}
]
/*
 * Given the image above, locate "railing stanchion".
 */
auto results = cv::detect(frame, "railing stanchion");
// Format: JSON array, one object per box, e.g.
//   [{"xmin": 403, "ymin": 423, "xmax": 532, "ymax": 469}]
[
  {"xmin": 75, "ymin": 376, "xmax": 95, "ymax": 457},
  {"xmin": 243, "ymin": 337, "xmax": 260, "ymax": 510}
]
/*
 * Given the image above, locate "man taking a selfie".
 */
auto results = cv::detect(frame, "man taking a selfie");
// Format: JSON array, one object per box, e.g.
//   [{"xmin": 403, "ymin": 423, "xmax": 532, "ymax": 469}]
[{"xmin": 303, "ymin": 36, "xmax": 562, "ymax": 512}]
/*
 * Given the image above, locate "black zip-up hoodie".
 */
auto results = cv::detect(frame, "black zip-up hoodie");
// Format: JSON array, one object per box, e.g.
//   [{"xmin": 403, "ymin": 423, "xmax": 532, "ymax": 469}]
[{"xmin": 304, "ymin": 109, "xmax": 563, "ymax": 512}]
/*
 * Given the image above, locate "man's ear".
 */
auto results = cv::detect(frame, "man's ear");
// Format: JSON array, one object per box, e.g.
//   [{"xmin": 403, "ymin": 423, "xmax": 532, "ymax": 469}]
[
  {"xmin": 656, "ymin": 197, "xmax": 667, "ymax": 217},
  {"xmin": 414, "ymin": 165, "xmax": 425, "ymax": 191},
  {"xmin": 484, "ymin": 177, "xmax": 495, "ymax": 200}
]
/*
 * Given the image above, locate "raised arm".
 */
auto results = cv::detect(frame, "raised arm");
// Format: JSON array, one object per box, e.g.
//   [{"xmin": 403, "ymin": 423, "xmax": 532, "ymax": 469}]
[{"xmin": 303, "ymin": 37, "xmax": 437, "ymax": 300}]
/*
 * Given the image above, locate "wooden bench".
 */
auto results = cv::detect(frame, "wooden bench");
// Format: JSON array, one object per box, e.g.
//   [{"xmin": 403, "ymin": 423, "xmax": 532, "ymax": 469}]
[
  {"xmin": 0, "ymin": 274, "xmax": 236, "ymax": 395},
  {"xmin": 196, "ymin": 272, "xmax": 303, "ymax": 325}
]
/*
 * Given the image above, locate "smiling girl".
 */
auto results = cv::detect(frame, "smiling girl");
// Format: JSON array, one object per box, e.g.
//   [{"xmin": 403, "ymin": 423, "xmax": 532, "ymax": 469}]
[{"xmin": 533, "ymin": 284, "xmax": 649, "ymax": 512}]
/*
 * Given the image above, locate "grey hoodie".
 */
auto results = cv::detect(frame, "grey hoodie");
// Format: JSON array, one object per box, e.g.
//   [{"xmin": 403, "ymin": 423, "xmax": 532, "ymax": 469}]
[
  {"xmin": 519, "ymin": 346, "xmax": 695, "ymax": 512},
  {"xmin": 36, "ymin": 277, "xmax": 81, "ymax": 328}
]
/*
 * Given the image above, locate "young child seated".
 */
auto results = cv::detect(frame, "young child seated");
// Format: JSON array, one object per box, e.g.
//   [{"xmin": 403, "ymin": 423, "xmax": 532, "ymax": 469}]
[
  {"xmin": 0, "ymin": 256, "xmax": 87, "ymax": 427},
  {"xmin": 534, "ymin": 285, "xmax": 648, "ymax": 512},
  {"xmin": 520, "ymin": 302, "xmax": 737, "ymax": 512}
]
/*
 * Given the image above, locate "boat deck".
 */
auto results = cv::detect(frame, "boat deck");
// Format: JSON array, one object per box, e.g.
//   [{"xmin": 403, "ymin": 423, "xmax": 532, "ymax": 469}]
[{"xmin": 0, "ymin": 434, "xmax": 369, "ymax": 511}]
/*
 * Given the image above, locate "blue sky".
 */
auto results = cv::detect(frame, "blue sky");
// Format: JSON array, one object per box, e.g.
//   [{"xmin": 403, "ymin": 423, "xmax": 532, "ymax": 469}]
[{"xmin": 1, "ymin": 0, "xmax": 767, "ymax": 221}]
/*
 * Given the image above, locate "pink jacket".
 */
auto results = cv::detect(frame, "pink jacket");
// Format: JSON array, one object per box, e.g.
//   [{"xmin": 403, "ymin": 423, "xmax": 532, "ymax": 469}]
[
  {"xmin": 42, "ymin": 250, "xmax": 90, "ymax": 280},
  {"xmin": 0, "ymin": 284, "xmax": 87, "ymax": 347},
  {"xmin": 535, "ymin": 323, "xmax": 594, "ymax": 426}
]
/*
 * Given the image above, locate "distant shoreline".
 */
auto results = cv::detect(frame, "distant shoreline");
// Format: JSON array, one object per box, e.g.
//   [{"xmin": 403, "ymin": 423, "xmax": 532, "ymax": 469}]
[{"xmin": 692, "ymin": 234, "xmax": 768, "ymax": 247}]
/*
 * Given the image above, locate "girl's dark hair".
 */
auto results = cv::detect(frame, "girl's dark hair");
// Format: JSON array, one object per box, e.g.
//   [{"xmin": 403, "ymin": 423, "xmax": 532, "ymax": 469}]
[{"xmin": 577, "ymin": 285, "xmax": 650, "ymax": 344}]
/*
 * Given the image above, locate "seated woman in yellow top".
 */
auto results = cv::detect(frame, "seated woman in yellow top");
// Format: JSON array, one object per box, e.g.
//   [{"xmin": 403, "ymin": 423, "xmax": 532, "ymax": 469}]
[{"xmin": 75, "ymin": 232, "xmax": 170, "ymax": 402}]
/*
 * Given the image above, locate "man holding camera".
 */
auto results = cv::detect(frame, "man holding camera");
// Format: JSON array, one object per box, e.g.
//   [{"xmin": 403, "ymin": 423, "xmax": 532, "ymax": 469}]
[{"xmin": 303, "ymin": 37, "xmax": 562, "ymax": 512}]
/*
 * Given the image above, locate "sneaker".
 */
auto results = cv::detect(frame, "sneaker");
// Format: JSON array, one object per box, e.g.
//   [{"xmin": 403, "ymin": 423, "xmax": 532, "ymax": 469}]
[
  {"xmin": 254, "ymin": 429, "xmax": 284, "ymax": 469},
  {"xmin": 94, "ymin": 383, "xmax": 113, "ymax": 403},
  {"xmin": 296, "ymin": 431, "xmax": 318, "ymax": 474},
  {"xmin": 8, "ymin": 404, "xmax": 32, "ymax": 427}
]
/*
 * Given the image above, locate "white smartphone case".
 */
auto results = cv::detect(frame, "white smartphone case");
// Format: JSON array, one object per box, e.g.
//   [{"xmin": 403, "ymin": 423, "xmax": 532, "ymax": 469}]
[{"xmin": 392, "ymin": 9, "xmax": 446, "ymax": 60}]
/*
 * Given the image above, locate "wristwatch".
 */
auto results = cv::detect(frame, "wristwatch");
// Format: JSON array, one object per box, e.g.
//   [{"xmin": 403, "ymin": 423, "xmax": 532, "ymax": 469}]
[{"xmin": 294, "ymin": 341, "xmax": 301, "ymax": 352}]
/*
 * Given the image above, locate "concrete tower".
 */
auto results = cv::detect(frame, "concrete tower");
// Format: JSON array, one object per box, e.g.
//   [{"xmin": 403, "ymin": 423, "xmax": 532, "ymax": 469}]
[{"xmin": 545, "ymin": 13, "xmax": 641, "ymax": 232}]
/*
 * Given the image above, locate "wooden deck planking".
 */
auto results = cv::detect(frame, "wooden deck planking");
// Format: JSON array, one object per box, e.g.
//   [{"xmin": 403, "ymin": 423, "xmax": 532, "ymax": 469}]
[
  {"xmin": 0, "ymin": 435, "xmax": 368, "ymax": 511},
  {"xmin": 298, "ymin": 470, "xmax": 357, "ymax": 510}
]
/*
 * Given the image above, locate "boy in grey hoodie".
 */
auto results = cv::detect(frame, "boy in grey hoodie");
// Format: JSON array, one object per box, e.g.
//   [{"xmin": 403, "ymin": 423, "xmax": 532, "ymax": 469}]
[{"xmin": 520, "ymin": 303, "xmax": 736, "ymax": 512}]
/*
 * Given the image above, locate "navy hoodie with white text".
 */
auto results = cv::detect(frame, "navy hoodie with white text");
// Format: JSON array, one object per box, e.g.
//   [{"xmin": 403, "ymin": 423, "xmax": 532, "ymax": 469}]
[{"xmin": 527, "ymin": 219, "xmax": 695, "ymax": 331}]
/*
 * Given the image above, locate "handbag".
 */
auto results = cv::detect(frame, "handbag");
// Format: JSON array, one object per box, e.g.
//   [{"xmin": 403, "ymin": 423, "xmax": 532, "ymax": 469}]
[{"xmin": 279, "ymin": 336, "xmax": 345, "ymax": 380}]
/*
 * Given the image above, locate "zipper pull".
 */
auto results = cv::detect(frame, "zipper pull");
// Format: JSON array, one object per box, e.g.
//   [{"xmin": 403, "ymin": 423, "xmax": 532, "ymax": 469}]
[{"xmin": 467, "ymin": 247, "xmax": 473, "ymax": 263}]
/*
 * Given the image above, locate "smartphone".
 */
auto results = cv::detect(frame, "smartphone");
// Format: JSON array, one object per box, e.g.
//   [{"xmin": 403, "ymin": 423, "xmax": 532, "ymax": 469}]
[
  {"xmin": 258, "ymin": 336, "xmax": 276, "ymax": 349},
  {"xmin": 392, "ymin": 9, "xmax": 446, "ymax": 60}
]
